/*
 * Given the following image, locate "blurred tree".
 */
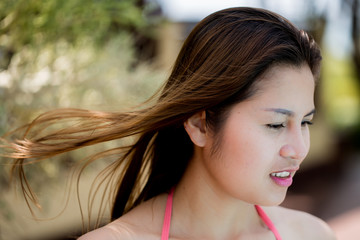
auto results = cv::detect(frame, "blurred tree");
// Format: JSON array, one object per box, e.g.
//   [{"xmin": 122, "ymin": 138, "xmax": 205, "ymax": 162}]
[
  {"xmin": 0, "ymin": 1, "xmax": 165, "ymax": 239},
  {"xmin": 340, "ymin": 0, "xmax": 360, "ymax": 143},
  {"xmin": 1, "ymin": 0, "xmax": 143, "ymax": 47},
  {"xmin": 0, "ymin": 0, "xmax": 162, "ymax": 68},
  {"xmin": 347, "ymin": 0, "xmax": 360, "ymax": 80}
]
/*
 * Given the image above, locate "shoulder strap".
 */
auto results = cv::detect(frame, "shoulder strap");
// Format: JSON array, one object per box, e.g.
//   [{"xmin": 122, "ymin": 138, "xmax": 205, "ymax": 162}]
[
  {"xmin": 161, "ymin": 188, "xmax": 174, "ymax": 240},
  {"xmin": 255, "ymin": 205, "xmax": 282, "ymax": 240},
  {"xmin": 161, "ymin": 192, "xmax": 281, "ymax": 240}
]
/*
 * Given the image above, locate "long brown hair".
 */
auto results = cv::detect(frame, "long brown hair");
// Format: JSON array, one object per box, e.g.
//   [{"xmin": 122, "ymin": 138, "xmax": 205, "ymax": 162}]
[{"xmin": 1, "ymin": 7, "xmax": 321, "ymax": 230}]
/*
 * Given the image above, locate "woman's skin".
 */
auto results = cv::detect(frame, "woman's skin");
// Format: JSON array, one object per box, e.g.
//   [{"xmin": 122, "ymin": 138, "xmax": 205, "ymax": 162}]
[{"xmin": 79, "ymin": 64, "xmax": 335, "ymax": 239}]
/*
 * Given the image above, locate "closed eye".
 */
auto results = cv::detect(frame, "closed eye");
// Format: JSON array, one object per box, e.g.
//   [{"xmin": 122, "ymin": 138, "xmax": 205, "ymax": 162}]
[
  {"xmin": 301, "ymin": 120, "xmax": 313, "ymax": 127},
  {"xmin": 266, "ymin": 123, "xmax": 285, "ymax": 129}
]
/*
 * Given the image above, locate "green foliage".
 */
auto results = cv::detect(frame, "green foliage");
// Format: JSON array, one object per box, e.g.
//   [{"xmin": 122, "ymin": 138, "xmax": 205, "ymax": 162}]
[
  {"xmin": 0, "ymin": 0, "xmax": 148, "ymax": 50},
  {"xmin": 322, "ymin": 50, "xmax": 360, "ymax": 129},
  {"xmin": 0, "ymin": 6, "xmax": 165, "ymax": 176},
  {"xmin": 0, "ymin": 0, "xmax": 163, "ymax": 131},
  {"xmin": 0, "ymin": 1, "xmax": 165, "ymax": 238}
]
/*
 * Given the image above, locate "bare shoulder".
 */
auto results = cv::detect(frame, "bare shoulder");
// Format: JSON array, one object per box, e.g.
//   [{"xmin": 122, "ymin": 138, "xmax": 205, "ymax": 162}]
[
  {"xmin": 77, "ymin": 221, "xmax": 134, "ymax": 240},
  {"xmin": 263, "ymin": 206, "xmax": 336, "ymax": 239},
  {"xmin": 78, "ymin": 194, "xmax": 167, "ymax": 240}
]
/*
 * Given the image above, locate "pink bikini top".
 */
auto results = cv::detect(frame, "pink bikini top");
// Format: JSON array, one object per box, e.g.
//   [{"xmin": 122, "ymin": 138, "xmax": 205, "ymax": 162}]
[{"xmin": 161, "ymin": 188, "xmax": 282, "ymax": 240}]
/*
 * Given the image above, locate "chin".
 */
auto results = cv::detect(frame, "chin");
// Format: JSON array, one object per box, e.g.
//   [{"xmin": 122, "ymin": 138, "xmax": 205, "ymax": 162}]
[{"xmin": 257, "ymin": 191, "xmax": 287, "ymax": 206}]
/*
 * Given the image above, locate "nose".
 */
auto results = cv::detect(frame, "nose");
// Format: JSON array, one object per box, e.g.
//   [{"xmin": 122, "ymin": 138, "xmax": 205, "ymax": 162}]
[{"xmin": 279, "ymin": 129, "xmax": 309, "ymax": 161}]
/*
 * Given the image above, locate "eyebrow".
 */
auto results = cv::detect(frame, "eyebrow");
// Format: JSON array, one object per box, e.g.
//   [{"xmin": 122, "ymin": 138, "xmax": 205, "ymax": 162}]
[{"xmin": 264, "ymin": 108, "xmax": 316, "ymax": 117}]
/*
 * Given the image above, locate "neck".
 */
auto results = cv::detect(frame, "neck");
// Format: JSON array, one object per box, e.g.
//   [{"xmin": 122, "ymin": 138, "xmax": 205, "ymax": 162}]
[{"xmin": 171, "ymin": 154, "xmax": 264, "ymax": 239}]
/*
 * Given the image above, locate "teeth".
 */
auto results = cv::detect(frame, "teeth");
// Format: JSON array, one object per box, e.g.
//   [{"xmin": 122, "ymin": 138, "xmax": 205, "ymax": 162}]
[{"xmin": 271, "ymin": 171, "xmax": 290, "ymax": 178}]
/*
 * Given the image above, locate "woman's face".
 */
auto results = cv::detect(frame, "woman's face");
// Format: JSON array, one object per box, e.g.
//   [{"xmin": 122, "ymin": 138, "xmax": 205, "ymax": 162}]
[{"xmin": 202, "ymin": 64, "xmax": 315, "ymax": 206}]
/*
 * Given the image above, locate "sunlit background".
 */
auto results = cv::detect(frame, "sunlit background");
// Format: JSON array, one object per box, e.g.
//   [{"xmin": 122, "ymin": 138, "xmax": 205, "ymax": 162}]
[{"xmin": 0, "ymin": 0, "xmax": 359, "ymax": 239}]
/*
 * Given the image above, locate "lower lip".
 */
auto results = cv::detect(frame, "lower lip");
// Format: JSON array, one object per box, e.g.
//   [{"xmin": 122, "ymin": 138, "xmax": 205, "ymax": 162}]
[{"xmin": 270, "ymin": 175, "xmax": 293, "ymax": 187}]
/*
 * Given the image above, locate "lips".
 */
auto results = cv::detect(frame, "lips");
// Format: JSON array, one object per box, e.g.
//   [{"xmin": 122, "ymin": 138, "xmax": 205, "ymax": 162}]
[
  {"xmin": 270, "ymin": 171, "xmax": 290, "ymax": 178},
  {"xmin": 270, "ymin": 168, "xmax": 298, "ymax": 187}
]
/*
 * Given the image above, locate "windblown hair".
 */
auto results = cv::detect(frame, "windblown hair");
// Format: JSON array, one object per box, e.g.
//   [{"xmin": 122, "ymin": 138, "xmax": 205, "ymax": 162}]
[{"xmin": 1, "ymin": 7, "xmax": 321, "ymax": 231}]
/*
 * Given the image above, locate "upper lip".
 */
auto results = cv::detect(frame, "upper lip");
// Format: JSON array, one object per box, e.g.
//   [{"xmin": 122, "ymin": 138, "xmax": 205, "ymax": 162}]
[{"xmin": 271, "ymin": 166, "xmax": 300, "ymax": 174}]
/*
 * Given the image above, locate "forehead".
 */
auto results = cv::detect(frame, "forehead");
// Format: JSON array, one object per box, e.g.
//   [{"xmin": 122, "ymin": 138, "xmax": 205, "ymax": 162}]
[
  {"xmin": 255, "ymin": 64, "xmax": 314, "ymax": 94},
  {"xmin": 242, "ymin": 64, "xmax": 315, "ymax": 110}
]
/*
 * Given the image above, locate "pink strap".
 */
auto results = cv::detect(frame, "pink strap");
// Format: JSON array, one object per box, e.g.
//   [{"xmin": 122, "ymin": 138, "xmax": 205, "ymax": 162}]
[
  {"xmin": 161, "ymin": 190, "xmax": 281, "ymax": 240},
  {"xmin": 255, "ymin": 205, "xmax": 282, "ymax": 240},
  {"xmin": 161, "ymin": 188, "xmax": 174, "ymax": 240}
]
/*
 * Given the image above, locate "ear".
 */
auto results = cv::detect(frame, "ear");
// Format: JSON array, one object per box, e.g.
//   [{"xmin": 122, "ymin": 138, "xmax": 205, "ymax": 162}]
[{"xmin": 184, "ymin": 111, "xmax": 207, "ymax": 147}]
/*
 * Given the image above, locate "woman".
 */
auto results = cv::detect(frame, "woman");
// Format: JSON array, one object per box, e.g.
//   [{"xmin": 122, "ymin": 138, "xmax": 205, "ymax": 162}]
[{"xmin": 2, "ymin": 7, "xmax": 335, "ymax": 239}]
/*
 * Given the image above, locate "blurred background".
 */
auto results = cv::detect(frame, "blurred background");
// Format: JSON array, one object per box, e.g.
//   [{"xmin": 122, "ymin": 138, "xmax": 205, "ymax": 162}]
[{"xmin": 0, "ymin": 0, "xmax": 359, "ymax": 239}]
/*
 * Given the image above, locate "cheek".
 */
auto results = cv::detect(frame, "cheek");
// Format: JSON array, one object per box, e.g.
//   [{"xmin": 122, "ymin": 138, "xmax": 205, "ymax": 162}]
[
  {"xmin": 205, "ymin": 125, "xmax": 279, "ymax": 202},
  {"xmin": 219, "ymin": 125, "xmax": 271, "ymax": 171}
]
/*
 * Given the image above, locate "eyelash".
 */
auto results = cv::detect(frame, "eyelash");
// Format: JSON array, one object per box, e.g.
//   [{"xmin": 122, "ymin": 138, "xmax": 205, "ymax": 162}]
[
  {"xmin": 266, "ymin": 121, "xmax": 313, "ymax": 129},
  {"xmin": 266, "ymin": 123, "xmax": 285, "ymax": 129},
  {"xmin": 301, "ymin": 120, "xmax": 313, "ymax": 126}
]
